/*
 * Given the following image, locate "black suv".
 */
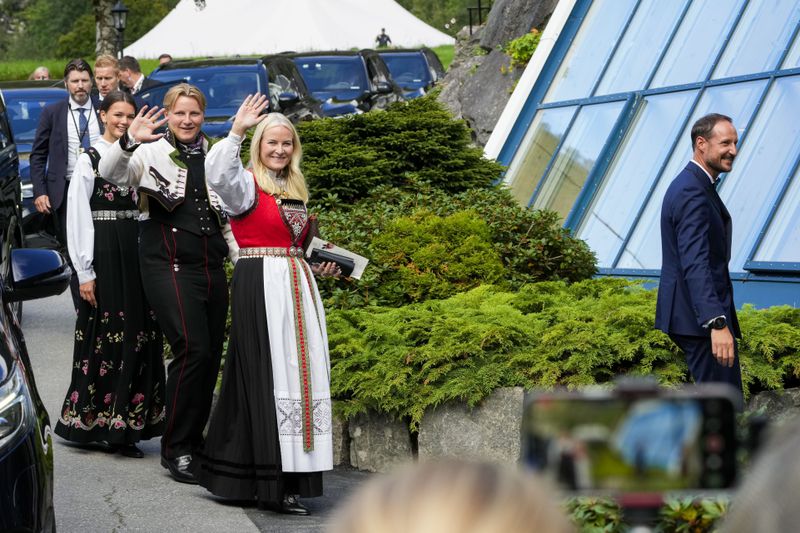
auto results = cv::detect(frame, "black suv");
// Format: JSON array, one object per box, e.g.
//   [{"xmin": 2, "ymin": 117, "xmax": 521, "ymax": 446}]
[
  {"xmin": 378, "ymin": 48, "xmax": 446, "ymax": 99},
  {"xmin": 0, "ymin": 85, "xmax": 73, "ymax": 533},
  {"xmin": 289, "ymin": 50, "xmax": 405, "ymax": 117},
  {"xmin": 145, "ymin": 57, "xmax": 323, "ymax": 137}
]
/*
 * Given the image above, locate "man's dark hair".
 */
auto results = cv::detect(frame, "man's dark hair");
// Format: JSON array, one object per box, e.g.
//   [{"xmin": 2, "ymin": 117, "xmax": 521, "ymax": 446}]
[
  {"xmin": 158, "ymin": 53, "xmax": 172, "ymax": 61},
  {"xmin": 691, "ymin": 113, "xmax": 733, "ymax": 149},
  {"xmin": 99, "ymin": 90, "xmax": 138, "ymax": 114},
  {"xmin": 63, "ymin": 58, "xmax": 93, "ymax": 80},
  {"xmin": 118, "ymin": 56, "xmax": 142, "ymax": 73}
]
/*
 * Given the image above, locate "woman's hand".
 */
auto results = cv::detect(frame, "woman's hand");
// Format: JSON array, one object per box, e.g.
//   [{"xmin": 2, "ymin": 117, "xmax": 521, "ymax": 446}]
[
  {"xmin": 311, "ymin": 261, "xmax": 341, "ymax": 279},
  {"xmin": 79, "ymin": 280, "xmax": 97, "ymax": 307},
  {"xmin": 230, "ymin": 93, "xmax": 269, "ymax": 137},
  {"xmin": 127, "ymin": 105, "xmax": 168, "ymax": 143}
]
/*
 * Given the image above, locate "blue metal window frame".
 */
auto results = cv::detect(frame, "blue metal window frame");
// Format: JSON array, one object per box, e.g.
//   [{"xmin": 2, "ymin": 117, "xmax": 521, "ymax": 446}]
[{"xmin": 497, "ymin": 0, "xmax": 800, "ymax": 278}]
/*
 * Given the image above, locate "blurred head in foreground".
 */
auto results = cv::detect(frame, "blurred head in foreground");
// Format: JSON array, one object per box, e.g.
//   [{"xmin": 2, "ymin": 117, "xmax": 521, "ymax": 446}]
[
  {"xmin": 328, "ymin": 460, "xmax": 574, "ymax": 533},
  {"xmin": 719, "ymin": 417, "xmax": 800, "ymax": 533}
]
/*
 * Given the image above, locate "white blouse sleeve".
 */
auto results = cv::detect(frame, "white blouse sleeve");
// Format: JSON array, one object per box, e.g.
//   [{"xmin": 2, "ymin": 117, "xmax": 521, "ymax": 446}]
[
  {"xmin": 67, "ymin": 153, "xmax": 96, "ymax": 285},
  {"xmin": 205, "ymin": 132, "xmax": 255, "ymax": 216}
]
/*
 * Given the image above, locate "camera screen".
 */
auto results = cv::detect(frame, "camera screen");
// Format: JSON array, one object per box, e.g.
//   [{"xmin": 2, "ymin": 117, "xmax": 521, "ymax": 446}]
[{"xmin": 521, "ymin": 395, "xmax": 736, "ymax": 493}]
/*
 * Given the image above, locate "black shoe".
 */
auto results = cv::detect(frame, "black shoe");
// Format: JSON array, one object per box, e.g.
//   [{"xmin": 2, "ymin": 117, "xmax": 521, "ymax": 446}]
[
  {"xmin": 160, "ymin": 455, "xmax": 198, "ymax": 484},
  {"xmin": 276, "ymin": 494, "xmax": 309, "ymax": 516},
  {"xmin": 116, "ymin": 444, "xmax": 144, "ymax": 458}
]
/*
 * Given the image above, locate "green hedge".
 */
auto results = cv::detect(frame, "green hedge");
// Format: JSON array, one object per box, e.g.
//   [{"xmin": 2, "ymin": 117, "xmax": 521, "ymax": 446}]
[
  {"xmin": 328, "ymin": 278, "xmax": 800, "ymax": 429},
  {"xmin": 315, "ymin": 184, "xmax": 597, "ymax": 309}
]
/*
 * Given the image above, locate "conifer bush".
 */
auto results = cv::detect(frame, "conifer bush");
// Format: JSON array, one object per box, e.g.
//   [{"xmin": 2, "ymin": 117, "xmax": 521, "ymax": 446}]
[
  {"xmin": 328, "ymin": 279, "xmax": 800, "ymax": 429},
  {"xmin": 296, "ymin": 95, "xmax": 505, "ymax": 204}
]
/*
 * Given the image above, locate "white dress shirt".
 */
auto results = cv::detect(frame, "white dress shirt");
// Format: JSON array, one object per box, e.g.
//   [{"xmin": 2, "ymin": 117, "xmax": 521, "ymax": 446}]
[
  {"xmin": 67, "ymin": 138, "xmax": 112, "ymax": 284},
  {"xmin": 66, "ymin": 97, "xmax": 101, "ymax": 180}
]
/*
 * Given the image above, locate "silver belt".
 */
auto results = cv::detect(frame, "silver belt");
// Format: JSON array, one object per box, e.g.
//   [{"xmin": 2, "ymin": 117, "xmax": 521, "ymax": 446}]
[
  {"xmin": 239, "ymin": 246, "xmax": 305, "ymax": 258},
  {"xmin": 91, "ymin": 209, "xmax": 139, "ymax": 221}
]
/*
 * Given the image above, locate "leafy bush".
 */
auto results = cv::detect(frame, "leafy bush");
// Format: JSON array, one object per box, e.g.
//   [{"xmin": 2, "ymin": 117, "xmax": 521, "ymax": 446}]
[
  {"xmin": 503, "ymin": 29, "xmax": 542, "ymax": 69},
  {"xmin": 295, "ymin": 95, "xmax": 504, "ymax": 205},
  {"xmin": 315, "ymin": 184, "xmax": 597, "ymax": 308},
  {"xmin": 565, "ymin": 496, "xmax": 729, "ymax": 532},
  {"xmin": 370, "ymin": 209, "xmax": 506, "ymax": 304},
  {"xmin": 328, "ymin": 279, "xmax": 800, "ymax": 429},
  {"xmin": 565, "ymin": 498, "xmax": 625, "ymax": 533}
]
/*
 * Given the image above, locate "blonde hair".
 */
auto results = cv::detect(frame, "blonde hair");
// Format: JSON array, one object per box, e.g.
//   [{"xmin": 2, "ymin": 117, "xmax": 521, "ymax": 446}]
[
  {"xmin": 250, "ymin": 113, "xmax": 308, "ymax": 203},
  {"xmin": 94, "ymin": 54, "xmax": 118, "ymax": 71},
  {"xmin": 162, "ymin": 82, "xmax": 207, "ymax": 112},
  {"xmin": 329, "ymin": 460, "xmax": 575, "ymax": 533}
]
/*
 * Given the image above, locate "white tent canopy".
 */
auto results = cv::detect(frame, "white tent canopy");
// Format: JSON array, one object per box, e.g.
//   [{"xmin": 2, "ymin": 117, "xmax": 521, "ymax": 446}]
[{"xmin": 125, "ymin": 0, "xmax": 454, "ymax": 59}]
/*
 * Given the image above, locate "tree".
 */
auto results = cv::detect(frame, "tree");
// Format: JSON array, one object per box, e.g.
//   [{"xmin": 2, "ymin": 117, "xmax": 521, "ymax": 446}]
[{"xmin": 93, "ymin": 0, "xmax": 115, "ymax": 56}]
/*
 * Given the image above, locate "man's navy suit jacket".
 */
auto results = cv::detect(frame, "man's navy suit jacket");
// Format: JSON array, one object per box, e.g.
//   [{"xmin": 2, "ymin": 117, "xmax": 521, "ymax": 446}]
[
  {"xmin": 29, "ymin": 98, "xmax": 102, "ymax": 211},
  {"xmin": 655, "ymin": 162, "xmax": 740, "ymax": 339}
]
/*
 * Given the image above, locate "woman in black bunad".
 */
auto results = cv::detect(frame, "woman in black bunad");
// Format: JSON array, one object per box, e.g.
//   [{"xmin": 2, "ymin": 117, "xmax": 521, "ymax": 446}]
[
  {"xmin": 192, "ymin": 94, "xmax": 338, "ymax": 515},
  {"xmin": 98, "ymin": 84, "xmax": 239, "ymax": 483},
  {"xmin": 55, "ymin": 90, "xmax": 165, "ymax": 458}
]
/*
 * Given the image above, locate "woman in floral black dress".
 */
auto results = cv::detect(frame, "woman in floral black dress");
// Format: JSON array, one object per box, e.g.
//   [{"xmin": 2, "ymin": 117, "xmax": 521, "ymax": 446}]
[{"xmin": 54, "ymin": 91, "xmax": 165, "ymax": 457}]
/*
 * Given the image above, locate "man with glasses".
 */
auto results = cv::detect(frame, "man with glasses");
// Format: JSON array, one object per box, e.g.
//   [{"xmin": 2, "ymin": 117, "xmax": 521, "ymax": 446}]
[{"xmin": 30, "ymin": 58, "xmax": 103, "ymax": 309}]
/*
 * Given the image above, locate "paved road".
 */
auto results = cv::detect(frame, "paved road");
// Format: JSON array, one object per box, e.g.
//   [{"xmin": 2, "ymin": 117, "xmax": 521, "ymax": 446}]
[{"xmin": 23, "ymin": 291, "xmax": 368, "ymax": 533}]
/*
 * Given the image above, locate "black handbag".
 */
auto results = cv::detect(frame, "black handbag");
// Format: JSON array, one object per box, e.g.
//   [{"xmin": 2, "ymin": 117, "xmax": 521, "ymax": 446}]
[{"xmin": 308, "ymin": 248, "xmax": 356, "ymax": 277}]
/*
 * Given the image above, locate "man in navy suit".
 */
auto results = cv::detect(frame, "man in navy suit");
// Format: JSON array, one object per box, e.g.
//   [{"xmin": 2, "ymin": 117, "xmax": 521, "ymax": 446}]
[
  {"xmin": 30, "ymin": 58, "xmax": 102, "ymax": 308},
  {"xmin": 656, "ymin": 113, "xmax": 742, "ymax": 400}
]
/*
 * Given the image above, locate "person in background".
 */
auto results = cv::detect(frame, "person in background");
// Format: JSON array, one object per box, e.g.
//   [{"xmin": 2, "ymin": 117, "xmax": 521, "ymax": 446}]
[
  {"xmin": 55, "ymin": 90, "xmax": 165, "ymax": 458},
  {"xmin": 98, "ymin": 83, "xmax": 238, "ymax": 485},
  {"xmin": 118, "ymin": 56, "xmax": 159, "ymax": 95},
  {"xmin": 375, "ymin": 27, "xmax": 392, "ymax": 48},
  {"xmin": 158, "ymin": 53, "xmax": 173, "ymax": 66},
  {"xmin": 30, "ymin": 58, "xmax": 103, "ymax": 310},
  {"xmin": 94, "ymin": 55, "xmax": 121, "ymax": 103},
  {"xmin": 192, "ymin": 94, "xmax": 337, "ymax": 515},
  {"xmin": 329, "ymin": 460, "xmax": 575, "ymax": 533},
  {"xmin": 29, "ymin": 66, "xmax": 50, "ymax": 80}
]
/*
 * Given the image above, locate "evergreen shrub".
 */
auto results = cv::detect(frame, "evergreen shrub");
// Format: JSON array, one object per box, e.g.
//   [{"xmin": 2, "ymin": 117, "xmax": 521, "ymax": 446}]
[
  {"xmin": 295, "ymin": 95, "xmax": 505, "ymax": 205},
  {"xmin": 328, "ymin": 279, "xmax": 800, "ymax": 429},
  {"xmin": 315, "ymin": 184, "xmax": 597, "ymax": 308}
]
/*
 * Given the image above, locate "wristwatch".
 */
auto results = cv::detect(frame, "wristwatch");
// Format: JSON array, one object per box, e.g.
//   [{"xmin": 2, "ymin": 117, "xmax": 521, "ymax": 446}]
[{"xmin": 709, "ymin": 316, "xmax": 727, "ymax": 330}]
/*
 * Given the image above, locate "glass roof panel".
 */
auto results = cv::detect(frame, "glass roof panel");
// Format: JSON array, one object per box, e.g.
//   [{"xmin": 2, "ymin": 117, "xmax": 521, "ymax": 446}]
[
  {"xmin": 531, "ymin": 101, "xmax": 625, "ymax": 220},
  {"xmin": 543, "ymin": 0, "xmax": 636, "ymax": 103},
  {"xmin": 595, "ymin": 0, "xmax": 687, "ymax": 96}
]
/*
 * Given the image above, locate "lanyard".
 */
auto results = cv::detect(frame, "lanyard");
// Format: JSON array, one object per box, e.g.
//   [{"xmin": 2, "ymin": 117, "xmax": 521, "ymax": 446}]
[{"xmin": 68, "ymin": 104, "xmax": 92, "ymax": 150}]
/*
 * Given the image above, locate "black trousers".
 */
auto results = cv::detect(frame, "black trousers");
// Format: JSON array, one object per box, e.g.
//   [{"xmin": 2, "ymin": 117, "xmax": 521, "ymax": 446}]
[
  {"xmin": 51, "ymin": 180, "xmax": 80, "ymax": 310},
  {"xmin": 669, "ymin": 332, "xmax": 743, "ymax": 407},
  {"xmin": 139, "ymin": 221, "xmax": 229, "ymax": 459}
]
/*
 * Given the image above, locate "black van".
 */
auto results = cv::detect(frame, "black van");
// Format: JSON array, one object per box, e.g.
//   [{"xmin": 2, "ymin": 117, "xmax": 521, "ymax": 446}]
[{"xmin": 0, "ymin": 87, "xmax": 72, "ymax": 533}]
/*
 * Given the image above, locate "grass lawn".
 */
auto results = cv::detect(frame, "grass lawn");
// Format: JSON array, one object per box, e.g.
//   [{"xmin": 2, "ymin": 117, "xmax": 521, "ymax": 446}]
[{"xmin": 432, "ymin": 44, "xmax": 455, "ymax": 70}]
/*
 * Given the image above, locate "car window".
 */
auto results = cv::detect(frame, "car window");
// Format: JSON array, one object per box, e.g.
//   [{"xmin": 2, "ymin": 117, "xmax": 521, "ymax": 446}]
[
  {"xmin": 3, "ymin": 90, "xmax": 65, "ymax": 145},
  {"xmin": 0, "ymin": 111, "xmax": 10, "ymax": 149},
  {"xmin": 294, "ymin": 57, "xmax": 370, "ymax": 100},
  {"xmin": 381, "ymin": 53, "xmax": 432, "ymax": 89},
  {"xmin": 149, "ymin": 68, "xmax": 261, "ymax": 118}
]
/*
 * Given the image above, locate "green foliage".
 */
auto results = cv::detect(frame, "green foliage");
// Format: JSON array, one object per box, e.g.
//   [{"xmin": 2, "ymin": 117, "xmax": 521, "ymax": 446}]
[
  {"xmin": 295, "ymin": 96, "xmax": 503, "ymax": 205},
  {"xmin": 430, "ymin": 44, "xmax": 454, "ymax": 70},
  {"xmin": 565, "ymin": 496, "xmax": 729, "ymax": 532},
  {"xmin": 329, "ymin": 279, "xmax": 685, "ymax": 428},
  {"xmin": 502, "ymin": 29, "xmax": 542, "ymax": 69},
  {"xmin": 4, "ymin": 0, "xmax": 178, "ymax": 60},
  {"xmin": 737, "ymin": 304, "xmax": 800, "ymax": 393},
  {"xmin": 658, "ymin": 497, "xmax": 728, "ymax": 533},
  {"xmin": 328, "ymin": 279, "xmax": 800, "ymax": 429},
  {"xmin": 396, "ymin": 0, "xmax": 493, "ymax": 37},
  {"xmin": 565, "ymin": 498, "xmax": 625, "ymax": 533},
  {"xmin": 315, "ymin": 184, "xmax": 597, "ymax": 308},
  {"xmin": 371, "ymin": 209, "xmax": 505, "ymax": 303}
]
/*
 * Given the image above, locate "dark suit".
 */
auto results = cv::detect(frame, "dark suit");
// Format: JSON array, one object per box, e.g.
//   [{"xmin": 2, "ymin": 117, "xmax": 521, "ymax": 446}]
[
  {"xmin": 29, "ymin": 99, "xmax": 102, "ymax": 307},
  {"xmin": 655, "ymin": 161, "xmax": 742, "ymax": 393}
]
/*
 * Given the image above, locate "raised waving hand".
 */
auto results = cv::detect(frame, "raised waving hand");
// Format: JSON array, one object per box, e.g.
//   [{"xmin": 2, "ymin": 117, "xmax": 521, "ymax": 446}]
[
  {"xmin": 127, "ymin": 105, "xmax": 168, "ymax": 144},
  {"xmin": 230, "ymin": 93, "xmax": 269, "ymax": 137}
]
